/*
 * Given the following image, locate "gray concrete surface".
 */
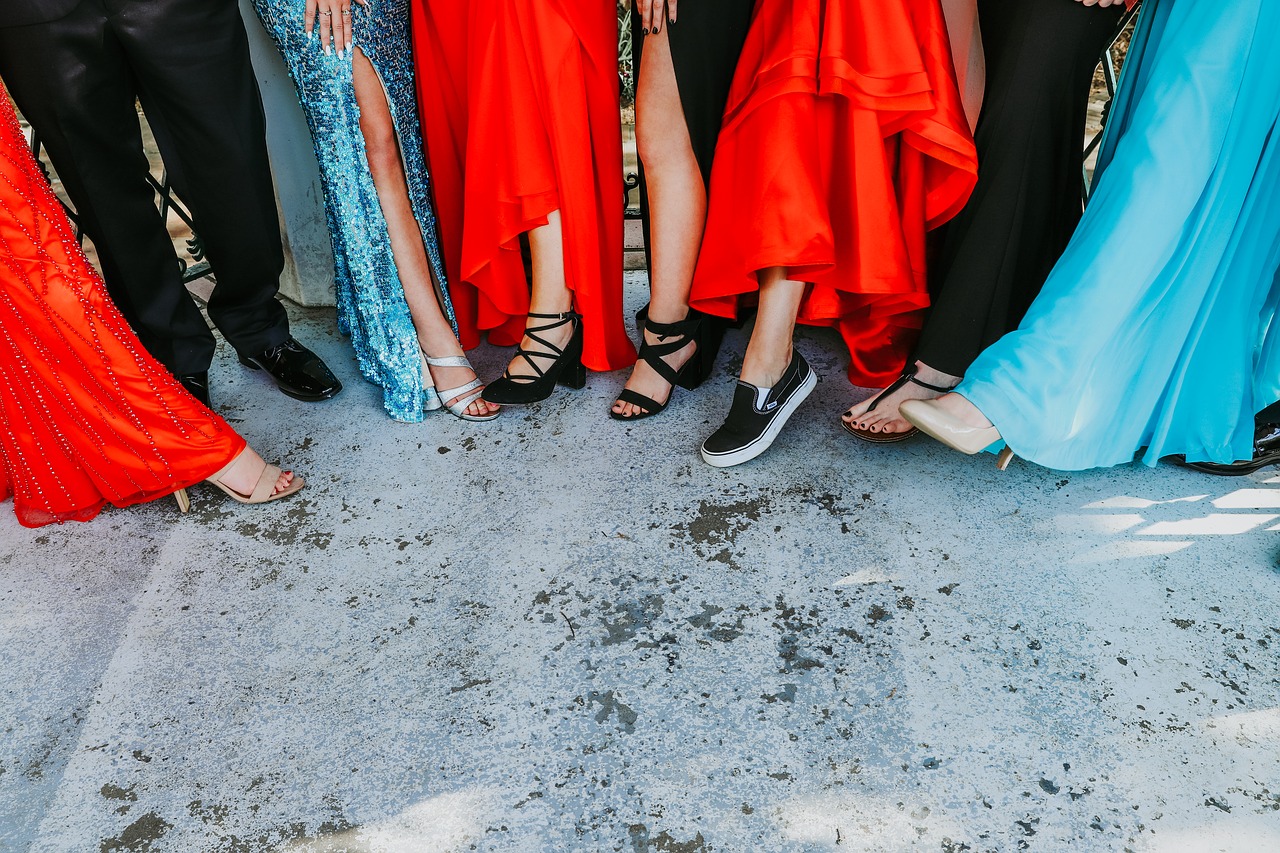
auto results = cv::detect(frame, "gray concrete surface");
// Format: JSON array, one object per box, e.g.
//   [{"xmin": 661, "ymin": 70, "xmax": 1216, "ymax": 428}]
[{"xmin": 2, "ymin": 274, "xmax": 1278, "ymax": 852}]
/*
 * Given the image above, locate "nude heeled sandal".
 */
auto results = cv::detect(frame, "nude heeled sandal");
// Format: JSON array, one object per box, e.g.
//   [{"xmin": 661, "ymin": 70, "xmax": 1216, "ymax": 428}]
[
  {"xmin": 173, "ymin": 458, "xmax": 305, "ymax": 512},
  {"xmin": 423, "ymin": 354, "xmax": 499, "ymax": 421},
  {"xmin": 898, "ymin": 398, "xmax": 1016, "ymax": 470}
]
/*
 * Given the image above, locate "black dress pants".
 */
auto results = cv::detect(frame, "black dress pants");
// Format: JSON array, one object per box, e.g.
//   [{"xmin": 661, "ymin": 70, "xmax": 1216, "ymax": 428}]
[
  {"xmin": 0, "ymin": 0, "xmax": 290, "ymax": 375},
  {"xmin": 915, "ymin": 0, "xmax": 1125, "ymax": 378}
]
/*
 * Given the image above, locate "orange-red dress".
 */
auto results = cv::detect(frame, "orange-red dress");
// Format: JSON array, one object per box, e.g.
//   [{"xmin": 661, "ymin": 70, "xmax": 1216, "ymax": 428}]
[
  {"xmin": 0, "ymin": 94, "xmax": 243, "ymax": 528},
  {"xmin": 689, "ymin": 0, "xmax": 979, "ymax": 387},
  {"xmin": 411, "ymin": 0, "xmax": 636, "ymax": 372}
]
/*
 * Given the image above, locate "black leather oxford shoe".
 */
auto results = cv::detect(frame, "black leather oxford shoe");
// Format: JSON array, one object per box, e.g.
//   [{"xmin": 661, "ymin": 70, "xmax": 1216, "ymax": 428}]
[
  {"xmin": 239, "ymin": 337, "xmax": 342, "ymax": 402},
  {"xmin": 175, "ymin": 371, "xmax": 211, "ymax": 408}
]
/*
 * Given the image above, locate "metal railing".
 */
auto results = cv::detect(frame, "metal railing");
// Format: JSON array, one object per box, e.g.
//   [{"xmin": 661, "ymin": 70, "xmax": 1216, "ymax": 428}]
[
  {"xmin": 1084, "ymin": 5, "xmax": 1142, "ymax": 204},
  {"xmin": 25, "ymin": 127, "xmax": 212, "ymax": 284}
]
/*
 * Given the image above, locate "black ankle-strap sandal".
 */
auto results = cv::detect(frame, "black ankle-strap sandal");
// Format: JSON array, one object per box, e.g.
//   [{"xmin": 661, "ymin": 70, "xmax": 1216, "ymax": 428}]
[
  {"xmin": 842, "ymin": 365, "xmax": 956, "ymax": 444},
  {"xmin": 611, "ymin": 312, "xmax": 708, "ymax": 421},
  {"xmin": 482, "ymin": 311, "xmax": 586, "ymax": 405}
]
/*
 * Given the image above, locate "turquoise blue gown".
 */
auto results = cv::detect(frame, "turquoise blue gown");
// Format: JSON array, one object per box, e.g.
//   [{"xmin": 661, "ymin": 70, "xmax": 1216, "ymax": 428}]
[
  {"xmin": 252, "ymin": 0, "xmax": 456, "ymax": 422},
  {"xmin": 957, "ymin": 0, "xmax": 1280, "ymax": 471}
]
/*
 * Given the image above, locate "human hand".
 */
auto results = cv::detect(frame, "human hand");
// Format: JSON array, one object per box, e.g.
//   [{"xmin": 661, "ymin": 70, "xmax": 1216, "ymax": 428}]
[
  {"xmin": 305, "ymin": 0, "xmax": 367, "ymax": 58},
  {"xmin": 1074, "ymin": 0, "xmax": 1124, "ymax": 7},
  {"xmin": 638, "ymin": 0, "xmax": 676, "ymax": 36}
]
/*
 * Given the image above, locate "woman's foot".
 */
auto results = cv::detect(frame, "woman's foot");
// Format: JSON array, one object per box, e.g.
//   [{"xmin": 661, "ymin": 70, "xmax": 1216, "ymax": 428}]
[
  {"xmin": 502, "ymin": 313, "xmax": 577, "ymax": 383},
  {"xmin": 612, "ymin": 312, "xmax": 699, "ymax": 418},
  {"xmin": 420, "ymin": 335, "xmax": 499, "ymax": 418},
  {"xmin": 930, "ymin": 391, "xmax": 993, "ymax": 429},
  {"xmin": 216, "ymin": 447, "xmax": 296, "ymax": 499},
  {"xmin": 843, "ymin": 361, "xmax": 961, "ymax": 437}
]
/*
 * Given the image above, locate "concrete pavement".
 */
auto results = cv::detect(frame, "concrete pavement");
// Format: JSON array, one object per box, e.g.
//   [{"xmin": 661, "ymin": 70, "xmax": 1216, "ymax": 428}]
[{"xmin": 2, "ymin": 274, "xmax": 1278, "ymax": 852}]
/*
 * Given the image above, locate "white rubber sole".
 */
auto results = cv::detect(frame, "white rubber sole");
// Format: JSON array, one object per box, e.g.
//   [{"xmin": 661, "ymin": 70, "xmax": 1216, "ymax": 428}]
[{"xmin": 700, "ymin": 367, "xmax": 818, "ymax": 468}]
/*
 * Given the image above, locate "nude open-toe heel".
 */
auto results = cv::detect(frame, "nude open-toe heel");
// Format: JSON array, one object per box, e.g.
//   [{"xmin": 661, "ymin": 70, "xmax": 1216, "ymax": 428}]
[
  {"xmin": 424, "ymin": 354, "xmax": 499, "ymax": 422},
  {"xmin": 207, "ymin": 458, "xmax": 304, "ymax": 505},
  {"xmin": 899, "ymin": 398, "xmax": 1015, "ymax": 470}
]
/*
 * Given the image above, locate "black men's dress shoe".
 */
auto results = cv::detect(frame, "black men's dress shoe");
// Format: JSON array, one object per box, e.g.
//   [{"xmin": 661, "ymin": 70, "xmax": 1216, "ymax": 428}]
[
  {"xmin": 175, "ymin": 371, "xmax": 211, "ymax": 408},
  {"xmin": 238, "ymin": 337, "xmax": 342, "ymax": 402},
  {"xmin": 1176, "ymin": 422, "xmax": 1280, "ymax": 476},
  {"xmin": 701, "ymin": 350, "xmax": 817, "ymax": 468}
]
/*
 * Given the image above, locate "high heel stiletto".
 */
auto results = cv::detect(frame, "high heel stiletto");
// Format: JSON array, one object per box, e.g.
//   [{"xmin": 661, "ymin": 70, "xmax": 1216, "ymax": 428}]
[
  {"xmin": 610, "ymin": 307, "xmax": 722, "ymax": 421},
  {"xmin": 899, "ymin": 398, "xmax": 1016, "ymax": 469},
  {"xmin": 482, "ymin": 311, "xmax": 585, "ymax": 405},
  {"xmin": 843, "ymin": 366, "xmax": 956, "ymax": 443},
  {"xmin": 423, "ymin": 353, "xmax": 499, "ymax": 422}
]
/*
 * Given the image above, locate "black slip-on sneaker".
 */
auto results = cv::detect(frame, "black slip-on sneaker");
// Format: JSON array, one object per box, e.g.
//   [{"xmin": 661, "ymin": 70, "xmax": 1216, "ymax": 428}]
[{"xmin": 701, "ymin": 350, "xmax": 817, "ymax": 468}]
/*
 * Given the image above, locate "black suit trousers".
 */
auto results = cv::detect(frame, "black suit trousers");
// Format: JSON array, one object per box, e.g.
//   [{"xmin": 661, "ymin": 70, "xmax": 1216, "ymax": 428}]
[{"xmin": 0, "ymin": 0, "xmax": 289, "ymax": 374}]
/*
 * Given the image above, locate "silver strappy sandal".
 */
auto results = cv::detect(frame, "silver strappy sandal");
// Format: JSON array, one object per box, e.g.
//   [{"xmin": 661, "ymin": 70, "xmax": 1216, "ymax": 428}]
[{"xmin": 423, "ymin": 353, "xmax": 500, "ymax": 422}]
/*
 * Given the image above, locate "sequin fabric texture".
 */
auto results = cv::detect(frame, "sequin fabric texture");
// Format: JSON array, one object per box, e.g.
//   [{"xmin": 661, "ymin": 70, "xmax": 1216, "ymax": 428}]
[{"xmin": 252, "ymin": 0, "xmax": 455, "ymax": 422}]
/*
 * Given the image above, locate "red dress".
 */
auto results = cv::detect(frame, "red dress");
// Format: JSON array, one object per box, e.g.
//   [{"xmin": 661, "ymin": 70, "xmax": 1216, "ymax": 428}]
[
  {"xmin": 411, "ymin": 0, "xmax": 636, "ymax": 372},
  {"xmin": 0, "ymin": 94, "xmax": 244, "ymax": 528},
  {"xmin": 689, "ymin": 0, "xmax": 979, "ymax": 387}
]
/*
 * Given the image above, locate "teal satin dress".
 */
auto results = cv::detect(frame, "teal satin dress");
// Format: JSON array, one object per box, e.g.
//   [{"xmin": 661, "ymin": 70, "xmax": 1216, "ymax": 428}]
[{"xmin": 957, "ymin": 0, "xmax": 1280, "ymax": 470}]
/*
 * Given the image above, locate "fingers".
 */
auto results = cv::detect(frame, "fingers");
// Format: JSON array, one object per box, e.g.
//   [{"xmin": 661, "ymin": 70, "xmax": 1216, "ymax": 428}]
[
  {"xmin": 341, "ymin": 2, "xmax": 354, "ymax": 53},
  {"xmin": 639, "ymin": 0, "xmax": 653, "ymax": 34},
  {"xmin": 330, "ymin": 0, "xmax": 347, "ymax": 56},
  {"xmin": 317, "ymin": 0, "xmax": 333, "ymax": 55},
  {"xmin": 667, "ymin": 0, "xmax": 677, "ymax": 25},
  {"xmin": 304, "ymin": 0, "xmax": 318, "ymax": 37}
]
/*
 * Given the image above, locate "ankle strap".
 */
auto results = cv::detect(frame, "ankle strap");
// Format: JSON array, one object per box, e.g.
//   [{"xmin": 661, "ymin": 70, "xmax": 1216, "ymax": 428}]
[{"xmin": 644, "ymin": 312, "xmax": 699, "ymax": 339}]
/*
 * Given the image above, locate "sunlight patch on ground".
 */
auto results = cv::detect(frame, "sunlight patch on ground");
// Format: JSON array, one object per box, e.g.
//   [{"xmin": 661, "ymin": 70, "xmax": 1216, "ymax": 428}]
[
  {"xmin": 833, "ymin": 567, "xmax": 894, "ymax": 587},
  {"xmin": 1082, "ymin": 495, "xmax": 1208, "ymax": 510},
  {"xmin": 1137, "ymin": 513, "xmax": 1278, "ymax": 536},
  {"xmin": 280, "ymin": 789, "xmax": 500, "ymax": 853},
  {"xmin": 1212, "ymin": 489, "xmax": 1280, "ymax": 509},
  {"xmin": 1068, "ymin": 540, "xmax": 1194, "ymax": 564}
]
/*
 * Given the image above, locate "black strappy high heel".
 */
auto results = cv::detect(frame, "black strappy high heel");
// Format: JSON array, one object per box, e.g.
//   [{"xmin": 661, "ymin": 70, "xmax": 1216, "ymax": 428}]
[
  {"xmin": 610, "ymin": 307, "xmax": 723, "ymax": 421},
  {"xmin": 482, "ymin": 310, "xmax": 586, "ymax": 405},
  {"xmin": 842, "ymin": 365, "xmax": 956, "ymax": 443}
]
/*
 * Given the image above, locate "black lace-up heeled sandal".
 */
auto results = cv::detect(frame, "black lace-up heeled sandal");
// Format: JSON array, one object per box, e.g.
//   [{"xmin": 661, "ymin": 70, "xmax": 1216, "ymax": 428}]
[
  {"xmin": 610, "ymin": 311, "xmax": 714, "ymax": 421},
  {"xmin": 482, "ymin": 310, "xmax": 586, "ymax": 405}
]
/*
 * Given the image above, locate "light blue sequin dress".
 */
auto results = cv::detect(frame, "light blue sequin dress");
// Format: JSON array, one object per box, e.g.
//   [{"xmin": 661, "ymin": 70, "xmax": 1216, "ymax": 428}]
[
  {"xmin": 252, "ymin": 0, "xmax": 455, "ymax": 422},
  {"xmin": 957, "ymin": 0, "xmax": 1280, "ymax": 470}
]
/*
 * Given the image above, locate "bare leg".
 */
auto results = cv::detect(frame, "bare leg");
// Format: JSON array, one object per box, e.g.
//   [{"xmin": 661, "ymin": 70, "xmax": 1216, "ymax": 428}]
[
  {"xmin": 501, "ymin": 210, "xmax": 576, "ymax": 378},
  {"xmin": 842, "ymin": 360, "xmax": 962, "ymax": 435},
  {"xmin": 613, "ymin": 27, "xmax": 704, "ymax": 417},
  {"xmin": 740, "ymin": 267, "xmax": 805, "ymax": 388},
  {"xmin": 352, "ymin": 49, "xmax": 497, "ymax": 417}
]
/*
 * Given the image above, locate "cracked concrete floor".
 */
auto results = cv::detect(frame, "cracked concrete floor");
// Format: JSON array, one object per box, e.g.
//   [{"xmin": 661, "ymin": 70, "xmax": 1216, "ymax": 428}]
[{"xmin": 2, "ymin": 273, "xmax": 1279, "ymax": 853}]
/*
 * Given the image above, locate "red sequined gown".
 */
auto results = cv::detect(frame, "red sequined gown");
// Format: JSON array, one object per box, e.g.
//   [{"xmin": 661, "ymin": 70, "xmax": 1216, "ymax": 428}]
[
  {"xmin": 689, "ymin": 0, "xmax": 979, "ymax": 387},
  {"xmin": 0, "ymin": 93, "xmax": 244, "ymax": 528}
]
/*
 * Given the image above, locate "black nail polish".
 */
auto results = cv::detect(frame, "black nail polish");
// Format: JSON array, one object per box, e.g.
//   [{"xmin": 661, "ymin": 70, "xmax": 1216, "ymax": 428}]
[
  {"xmin": 653, "ymin": 23, "xmax": 661, "ymax": 33},
  {"xmin": 642, "ymin": 27, "xmax": 650, "ymax": 35},
  {"xmin": 668, "ymin": 17, "xmax": 676, "ymax": 26}
]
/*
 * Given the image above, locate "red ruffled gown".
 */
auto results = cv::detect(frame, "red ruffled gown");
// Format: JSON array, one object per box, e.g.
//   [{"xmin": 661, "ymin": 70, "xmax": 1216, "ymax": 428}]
[
  {"xmin": 411, "ymin": 0, "xmax": 636, "ymax": 372},
  {"xmin": 690, "ymin": 0, "xmax": 979, "ymax": 387},
  {"xmin": 0, "ymin": 94, "xmax": 243, "ymax": 528}
]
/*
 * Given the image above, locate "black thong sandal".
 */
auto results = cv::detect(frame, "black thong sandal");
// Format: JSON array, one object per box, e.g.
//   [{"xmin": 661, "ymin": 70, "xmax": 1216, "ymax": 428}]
[{"xmin": 841, "ymin": 366, "xmax": 955, "ymax": 444}]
